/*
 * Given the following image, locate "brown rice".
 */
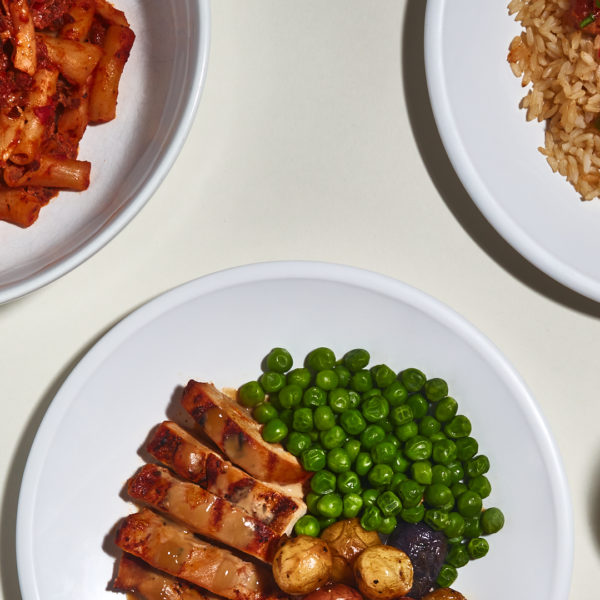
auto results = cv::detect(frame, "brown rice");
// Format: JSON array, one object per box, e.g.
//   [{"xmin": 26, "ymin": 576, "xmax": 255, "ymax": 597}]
[{"xmin": 508, "ymin": 0, "xmax": 600, "ymax": 200}]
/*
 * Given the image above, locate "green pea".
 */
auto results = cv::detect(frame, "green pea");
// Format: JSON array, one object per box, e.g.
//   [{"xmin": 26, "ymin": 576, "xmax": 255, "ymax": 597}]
[
  {"xmin": 467, "ymin": 537, "xmax": 489, "ymax": 559},
  {"xmin": 347, "ymin": 390, "xmax": 361, "ymax": 408},
  {"xmin": 383, "ymin": 381, "xmax": 409, "ymax": 406},
  {"xmin": 407, "ymin": 393, "xmax": 429, "ymax": 419},
  {"xmin": 262, "ymin": 418, "xmax": 288, "ymax": 443},
  {"xmin": 292, "ymin": 407, "xmax": 313, "ymax": 432},
  {"xmin": 294, "ymin": 514, "xmax": 320, "ymax": 537},
  {"xmin": 443, "ymin": 512, "xmax": 466, "ymax": 539},
  {"xmin": 451, "ymin": 482, "xmax": 468, "ymax": 497},
  {"xmin": 468, "ymin": 475, "xmax": 491, "ymax": 498},
  {"xmin": 444, "ymin": 415, "xmax": 472, "ymax": 439},
  {"xmin": 424, "ymin": 483, "xmax": 453, "ymax": 508},
  {"xmin": 238, "ymin": 381, "xmax": 266, "ymax": 407},
  {"xmin": 370, "ymin": 441, "xmax": 396, "ymax": 465},
  {"xmin": 329, "ymin": 388, "xmax": 350, "ymax": 413},
  {"xmin": 310, "ymin": 469, "xmax": 336, "ymax": 494},
  {"xmin": 465, "ymin": 455, "xmax": 490, "ymax": 478},
  {"xmin": 370, "ymin": 364, "xmax": 396, "ymax": 388},
  {"xmin": 411, "ymin": 461, "xmax": 433, "ymax": 485},
  {"xmin": 343, "ymin": 493, "xmax": 363, "ymax": 518},
  {"xmin": 395, "ymin": 421, "xmax": 418, "ymax": 442},
  {"xmin": 446, "ymin": 460, "xmax": 465, "ymax": 484},
  {"xmin": 318, "ymin": 516, "xmax": 336, "ymax": 529},
  {"xmin": 434, "ymin": 396, "xmax": 458, "ymax": 422},
  {"xmin": 306, "ymin": 347, "xmax": 336, "ymax": 371},
  {"xmin": 333, "ymin": 365, "xmax": 351, "ymax": 388},
  {"xmin": 432, "ymin": 439, "xmax": 458, "ymax": 465},
  {"xmin": 360, "ymin": 424, "xmax": 386, "ymax": 449},
  {"xmin": 279, "ymin": 384, "xmax": 303, "ymax": 409},
  {"xmin": 360, "ymin": 505, "xmax": 383, "ymax": 531},
  {"xmin": 446, "ymin": 543, "xmax": 470, "ymax": 568},
  {"xmin": 327, "ymin": 447, "xmax": 351, "ymax": 473},
  {"xmin": 378, "ymin": 515, "xmax": 397, "ymax": 535},
  {"xmin": 362, "ymin": 488, "xmax": 379, "ymax": 507},
  {"xmin": 456, "ymin": 490, "xmax": 483, "ymax": 518},
  {"xmin": 404, "ymin": 435, "xmax": 433, "ymax": 461},
  {"xmin": 286, "ymin": 367, "xmax": 312, "ymax": 389},
  {"xmin": 320, "ymin": 425, "xmax": 346, "ymax": 449},
  {"xmin": 253, "ymin": 402, "xmax": 278, "ymax": 423},
  {"xmin": 383, "ymin": 433, "xmax": 400, "ymax": 449},
  {"xmin": 361, "ymin": 395, "xmax": 389, "ymax": 423},
  {"xmin": 463, "ymin": 515, "xmax": 482, "ymax": 539},
  {"xmin": 455, "ymin": 436, "xmax": 479, "ymax": 461},
  {"xmin": 316, "ymin": 493, "xmax": 343, "ymax": 518},
  {"xmin": 355, "ymin": 452, "xmax": 374, "ymax": 476},
  {"xmin": 301, "ymin": 447, "xmax": 326, "ymax": 472},
  {"xmin": 314, "ymin": 406, "xmax": 336, "ymax": 431},
  {"xmin": 390, "ymin": 472, "xmax": 407, "ymax": 491},
  {"xmin": 308, "ymin": 430, "xmax": 319, "ymax": 442},
  {"xmin": 380, "ymin": 420, "xmax": 393, "ymax": 433},
  {"xmin": 266, "ymin": 348, "xmax": 293, "ymax": 373},
  {"xmin": 259, "ymin": 371, "xmax": 286, "ymax": 394},
  {"xmin": 306, "ymin": 492, "xmax": 320, "ymax": 514},
  {"xmin": 376, "ymin": 490, "xmax": 402, "ymax": 516},
  {"xmin": 351, "ymin": 370, "xmax": 373, "ymax": 393},
  {"xmin": 480, "ymin": 507, "xmax": 505, "ymax": 535},
  {"xmin": 316, "ymin": 369, "xmax": 339, "ymax": 391},
  {"xmin": 425, "ymin": 508, "xmax": 450, "ymax": 531},
  {"xmin": 429, "ymin": 431, "xmax": 447, "ymax": 443},
  {"xmin": 302, "ymin": 386, "xmax": 327, "ymax": 408},
  {"xmin": 419, "ymin": 415, "xmax": 441, "ymax": 437},
  {"xmin": 368, "ymin": 464, "xmax": 393, "ymax": 488},
  {"xmin": 344, "ymin": 439, "xmax": 361, "ymax": 463},
  {"xmin": 343, "ymin": 349, "xmax": 370, "ymax": 372},
  {"xmin": 424, "ymin": 377, "xmax": 448, "ymax": 402},
  {"xmin": 279, "ymin": 409, "xmax": 293, "ymax": 427},
  {"xmin": 391, "ymin": 405, "xmax": 413, "ymax": 426},
  {"xmin": 401, "ymin": 504, "xmax": 425, "ymax": 523},
  {"xmin": 431, "ymin": 464, "xmax": 453, "ymax": 486},
  {"xmin": 436, "ymin": 564, "xmax": 458, "ymax": 588},
  {"xmin": 362, "ymin": 387, "xmax": 381, "ymax": 401},
  {"xmin": 337, "ymin": 470, "xmax": 361, "ymax": 494},
  {"xmin": 340, "ymin": 409, "xmax": 367, "ymax": 436},
  {"xmin": 286, "ymin": 432, "xmax": 311, "ymax": 456},
  {"xmin": 400, "ymin": 368, "xmax": 426, "ymax": 392},
  {"xmin": 396, "ymin": 479, "xmax": 424, "ymax": 508}
]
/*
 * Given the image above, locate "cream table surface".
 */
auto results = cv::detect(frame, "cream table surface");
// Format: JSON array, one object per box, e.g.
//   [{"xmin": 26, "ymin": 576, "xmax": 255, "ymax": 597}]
[{"xmin": 1, "ymin": 1, "xmax": 598, "ymax": 599}]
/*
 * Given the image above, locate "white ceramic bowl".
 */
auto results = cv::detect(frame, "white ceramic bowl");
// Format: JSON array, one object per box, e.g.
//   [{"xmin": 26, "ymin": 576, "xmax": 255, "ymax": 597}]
[
  {"xmin": 16, "ymin": 261, "xmax": 572, "ymax": 600},
  {"xmin": 425, "ymin": 0, "xmax": 600, "ymax": 302},
  {"xmin": 0, "ymin": 0, "xmax": 210, "ymax": 304}
]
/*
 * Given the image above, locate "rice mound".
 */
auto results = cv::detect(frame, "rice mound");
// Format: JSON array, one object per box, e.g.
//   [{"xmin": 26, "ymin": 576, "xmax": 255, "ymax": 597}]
[{"xmin": 508, "ymin": 0, "xmax": 600, "ymax": 200}]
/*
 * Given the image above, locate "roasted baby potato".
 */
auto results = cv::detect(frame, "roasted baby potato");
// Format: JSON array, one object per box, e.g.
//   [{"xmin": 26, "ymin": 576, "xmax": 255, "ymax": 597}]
[
  {"xmin": 321, "ymin": 519, "xmax": 381, "ymax": 584},
  {"xmin": 272, "ymin": 535, "xmax": 333, "ymax": 595},
  {"xmin": 353, "ymin": 545, "xmax": 413, "ymax": 600},
  {"xmin": 422, "ymin": 589, "xmax": 466, "ymax": 600},
  {"xmin": 302, "ymin": 583, "xmax": 364, "ymax": 600}
]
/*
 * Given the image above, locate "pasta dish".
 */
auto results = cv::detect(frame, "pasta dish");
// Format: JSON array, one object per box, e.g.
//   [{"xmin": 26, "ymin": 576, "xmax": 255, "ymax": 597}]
[{"xmin": 0, "ymin": 0, "xmax": 134, "ymax": 228}]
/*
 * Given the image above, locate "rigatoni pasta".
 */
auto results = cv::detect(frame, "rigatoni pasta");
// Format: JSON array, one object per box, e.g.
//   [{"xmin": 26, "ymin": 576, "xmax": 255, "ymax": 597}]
[{"xmin": 0, "ymin": 0, "xmax": 134, "ymax": 228}]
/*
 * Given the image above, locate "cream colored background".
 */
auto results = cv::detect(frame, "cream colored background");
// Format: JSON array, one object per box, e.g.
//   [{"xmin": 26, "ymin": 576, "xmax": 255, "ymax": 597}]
[{"xmin": 1, "ymin": 1, "xmax": 598, "ymax": 598}]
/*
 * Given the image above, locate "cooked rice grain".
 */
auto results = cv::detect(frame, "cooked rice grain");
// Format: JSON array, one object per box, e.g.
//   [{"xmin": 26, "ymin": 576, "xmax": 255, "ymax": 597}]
[{"xmin": 508, "ymin": 0, "xmax": 600, "ymax": 199}]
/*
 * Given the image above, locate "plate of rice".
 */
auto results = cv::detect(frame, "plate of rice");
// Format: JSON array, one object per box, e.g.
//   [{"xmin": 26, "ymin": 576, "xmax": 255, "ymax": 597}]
[{"xmin": 425, "ymin": 0, "xmax": 600, "ymax": 303}]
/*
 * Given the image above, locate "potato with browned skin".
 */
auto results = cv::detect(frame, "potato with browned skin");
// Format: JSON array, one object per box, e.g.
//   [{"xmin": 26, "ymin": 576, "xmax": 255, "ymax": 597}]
[
  {"xmin": 302, "ymin": 583, "xmax": 364, "ymax": 600},
  {"xmin": 353, "ymin": 545, "xmax": 413, "ymax": 600},
  {"xmin": 422, "ymin": 589, "xmax": 466, "ymax": 600}
]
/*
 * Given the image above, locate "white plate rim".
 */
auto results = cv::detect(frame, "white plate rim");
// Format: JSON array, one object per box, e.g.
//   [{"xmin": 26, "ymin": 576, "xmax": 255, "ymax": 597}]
[
  {"xmin": 15, "ymin": 260, "xmax": 574, "ymax": 600},
  {"xmin": 424, "ymin": 0, "xmax": 600, "ymax": 303},
  {"xmin": 0, "ymin": 0, "xmax": 211, "ymax": 306}
]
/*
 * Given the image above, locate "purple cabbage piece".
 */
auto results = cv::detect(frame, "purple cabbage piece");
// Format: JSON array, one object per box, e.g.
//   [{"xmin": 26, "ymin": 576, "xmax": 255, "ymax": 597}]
[{"xmin": 387, "ymin": 521, "xmax": 448, "ymax": 599}]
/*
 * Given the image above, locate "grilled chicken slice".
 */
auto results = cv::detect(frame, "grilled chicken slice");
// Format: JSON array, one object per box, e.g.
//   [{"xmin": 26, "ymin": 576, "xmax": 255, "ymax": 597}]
[
  {"xmin": 181, "ymin": 381, "xmax": 307, "ymax": 484},
  {"xmin": 147, "ymin": 421, "xmax": 306, "ymax": 535},
  {"xmin": 113, "ymin": 553, "xmax": 221, "ymax": 600},
  {"xmin": 115, "ymin": 509, "xmax": 273, "ymax": 600},
  {"xmin": 127, "ymin": 464, "xmax": 280, "ymax": 562}
]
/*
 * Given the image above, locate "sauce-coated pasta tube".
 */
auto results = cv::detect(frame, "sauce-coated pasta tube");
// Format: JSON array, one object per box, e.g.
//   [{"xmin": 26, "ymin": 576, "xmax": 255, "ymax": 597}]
[
  {"xmin": 40, "ymin": 34, "xmax": 103, "ymax": 86},
  {"xmin": 8, "ymin": 0, "xmax": 36, "ymax": 75},
  {"xmin": 0, "ymin": 188, "xmax": 41, "ymax": 228},
  {"xmin": 94, "ymin": 0, "xmax": 129, "ymax": 27},
  {"xmin": 89, "ymin": 24, "xmax": 135, "ymax": 123},
  {"xmin": 61, "ymin": 0, "xmax": 97, "ymax": 42},
  {"xmin": 4, "ymin": 156, "xmax": 91, "ymax": 190}
]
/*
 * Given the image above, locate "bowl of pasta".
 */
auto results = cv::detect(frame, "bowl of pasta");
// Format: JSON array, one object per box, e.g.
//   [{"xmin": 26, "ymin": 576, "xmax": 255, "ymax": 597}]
[{"xmin": 0, "ymin": 0, "xmax": 210, "ymax": 303}]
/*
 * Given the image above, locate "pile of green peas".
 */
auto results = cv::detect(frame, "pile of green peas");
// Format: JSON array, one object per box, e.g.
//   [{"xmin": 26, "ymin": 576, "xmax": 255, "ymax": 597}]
[{"xmin": 238, "ymin": 347, "xmax": 505, "ymax": 589}]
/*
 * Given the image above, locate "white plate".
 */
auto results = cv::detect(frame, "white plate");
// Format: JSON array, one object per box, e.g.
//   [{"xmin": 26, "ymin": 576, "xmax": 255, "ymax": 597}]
[
  {"xmin": 0, "ymin": 0, "xmax": 210, "ymax": 304},
  {"xmin": 16, "ymin": 261, "xmax": 572, "ymax": 600},
  {"xmin": 425, "ymin": 0, "xmax": 600, "ymax": 302}
]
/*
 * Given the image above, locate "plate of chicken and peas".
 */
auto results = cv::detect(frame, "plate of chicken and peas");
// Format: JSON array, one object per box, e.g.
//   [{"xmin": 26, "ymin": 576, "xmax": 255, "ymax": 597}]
[{"xmin": 112, "ymin": 347, "xmax": 504, "ymax": 600}]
